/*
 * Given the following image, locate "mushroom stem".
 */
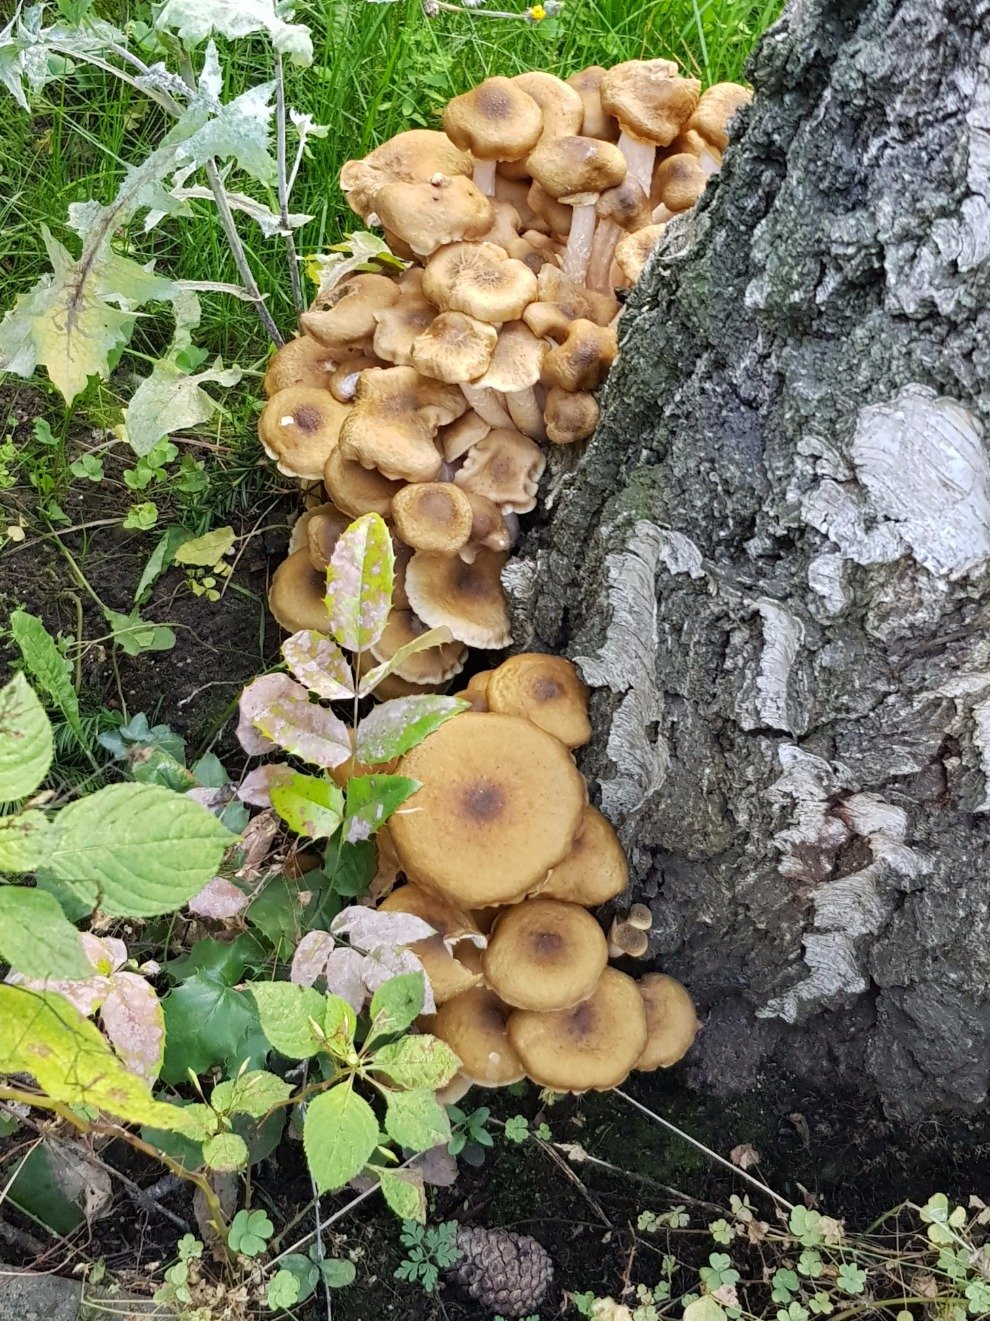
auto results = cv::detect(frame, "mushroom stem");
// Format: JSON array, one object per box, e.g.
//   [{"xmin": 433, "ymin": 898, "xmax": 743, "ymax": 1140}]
[
  {"xmin": 616, "ymin": 130, "xmax": 656, "ymax": 194},
  {"xmin": 473, "ymin": 159, "xmax": 498, "ymax": 196},
  {"xmin": 585, "ymin": 217, "xmax": 622, "ymax": 293},
  {"xmin": 461, "ymin": 383, "xmax": 515, "ymax": 429},
  {"xmin": 561, "ymin": 203, "xmax": 597, "ymax": 283},
  {"xmin": 506, "ymin": 387, "xmax": 547, "ymax": 442}
]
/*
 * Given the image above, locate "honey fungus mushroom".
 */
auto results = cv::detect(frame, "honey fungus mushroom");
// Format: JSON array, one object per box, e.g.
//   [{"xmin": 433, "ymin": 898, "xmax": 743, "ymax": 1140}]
[
  {"xmin": 537, "ymin": 805, "xmax": 629, "ymax": 905},
  {"xmin": 389, "ymin": 712, "xmax": 586, "ymax": 907},
  {"xmin": 423, "ymin": 243, "xmax": 538, "ymax": 326},
  {"xmin": 263, "ymin": 335, "xmax": 335, "ymax": 396},
  {"xmin": 454, "ymin": 428, "xmax": 546, "ymax": 515},
  {"xmin": 443, "ymin": 76, "xmax": 544, "ymax": 196},
  {"xmin": 268, "ymin": 549, "xmax": 331, "ymax": 633},
  {"xmin": 483, "ymin": 898, "xmax": 608, "ymax": 1010},
  {"xmin": 300, "ymin": 273, "xmax": 399, "ymax": 359},
  {"xmin": 379, "ymin": 884, "xmax": 484, "ymax": 1005},
  {"xmin": 635, "ymin": 973, "xmax": 700, "ymax": 1070},
  {"xmin": 374, "ymin": 174, "xmax": 494, "ymax": 257},
  {"xmin": 411, "ymin": 312, "xmax": 498, "ymax": 384},
  {"xmin": 391, "ymin": 482, "xmax": 474, "ymax": 554},
  {"xmin": 486, "ymin": 653, "xmax": 591, "ymax": 748},
  {"xmin": 339, "ymin": 129, "xmax": 473, "ymax": 220},
  {"xmin": 338, "ymin": 366, "xmax": 465, "ymax": 483},
  {"xmin": 601, "ymin": 59, "xmax": 701, "ymax": 192},
  {"xmin": 404, "ymin": 549, "xmax": 511, "ymax": 649},
  {"xmin": 369, "ymin": 609, "xmax": 466, "ymax": 685},
  {"xmin": 258, "ymin": 388, "xmax": 351, "ymax": 481},
  {"xmin": 427, "ymin": 986, "xmax": 525, "ymax": 1087}
]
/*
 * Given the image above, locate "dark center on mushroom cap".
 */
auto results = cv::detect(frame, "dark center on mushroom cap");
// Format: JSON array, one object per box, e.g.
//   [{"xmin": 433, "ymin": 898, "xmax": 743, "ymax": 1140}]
[
  {"xmin": 461, "ymin": 779, "xmax": 506, "ymax": 822},
  {"xmin": 569, "ymin": 999, "xmax": 599, "ymax": 1038},
  {"xmin": 532, "ymin": 929, "xmax": 564, "ymax": 957},
  {"xmin": 477, "ymin": 84, "xmax": 513, "ymax": 121},
  {"xmin": 454, "ymin": 560, "xmax": 495, "ymax": 598},
  {"xmin": 532, "ymin": 676, "xmax": 564, "ymax": 701},
  {"xmin": 420, "ymin": 488, "xmax": 458, "ymax": 521},
  {"xmin": 294, "ymin": 405, "xmax": 324, "ymax": 433}
]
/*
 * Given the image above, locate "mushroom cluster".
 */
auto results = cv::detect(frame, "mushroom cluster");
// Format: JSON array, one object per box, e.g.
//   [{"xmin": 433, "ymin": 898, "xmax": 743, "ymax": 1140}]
[
  {"xmin": 260, "ymin": 62, "xmax": 752, "ymax": 681},
  {"xmin": 372, "ymin": 654, "xmax": 699, "ymax": 1096}
]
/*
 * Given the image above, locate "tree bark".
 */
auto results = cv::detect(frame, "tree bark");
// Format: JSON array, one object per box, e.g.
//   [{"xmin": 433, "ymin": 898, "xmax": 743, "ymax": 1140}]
[{"xmin": 509, "ymin": 0, "xmax": 990, "ymax": 1120}]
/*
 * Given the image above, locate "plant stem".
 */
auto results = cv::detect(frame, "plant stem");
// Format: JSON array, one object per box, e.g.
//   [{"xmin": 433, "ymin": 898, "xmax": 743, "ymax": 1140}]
[
  {"xmin": 276, "ymin": 53, "xmax": 305, "ymax": 315},
  {"xmin": 204, "ymin": 161, "xmax": 284, "ymax": 346}
]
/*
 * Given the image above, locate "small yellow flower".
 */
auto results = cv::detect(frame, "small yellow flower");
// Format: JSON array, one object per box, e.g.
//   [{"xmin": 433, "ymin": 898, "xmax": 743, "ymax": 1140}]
[
  {"xmin": 528, "ymin": 3, "xmax": 547, "ymax": 18},
  {"xmin": 304, "ymin": 253, "xmax": 322, "ymax": 286}
]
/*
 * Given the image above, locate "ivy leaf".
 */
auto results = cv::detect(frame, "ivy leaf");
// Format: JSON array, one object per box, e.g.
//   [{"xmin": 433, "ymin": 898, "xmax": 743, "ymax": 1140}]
[
  {"xmin": 282, "ymin": 631, "xmax": 355, "ymax": 703},
  {"xmin": 211, "ymin": 1069, "xmax": 292, "ymax": 1119},
  {"xmin": 343, "ymin": 775, "xmax": 420, "ymax": 843},
  {"xmin": 0, "ymin": 887, "xmax": 90, "ymax": 979},
  {"xmin": 355, "ymin": 695, "xmax": 468, "ymax": 765},
  {"xmin": 203, "ymin": 1131, "xmax": 250, "ymax": 1172},
  {"xmin": 161, "ymin": 974, "xmax": 267, "ymax": 1083},
  {"xmin": 244, "ymin": 674, "xmax": 351, "ymax": 769},
  {"xmin": 0, "ymin": 673, "xmax": 53, "ymax": 803},
  {"xmin": 42, "ymin": 782, "xmax": 236, "ymax": 917},
  {"xmin": 0, "ymin": 811, "xmax": 51, "ymax": 874},
  {"xmin": 303, "ymin": 1083, "xmax": 379, "ymax": 1193},
  {"xmin": 9, "ymin": 610, "xmax": 86, "ymax": 752},
  {"xmin": 383, "ymin": 1088, "xmax": 450, "ymax": 1152},
  {"xmin": 250, "ymin": 982, "xmax": 325, "ymax": 1060},
  {"xmin": 358, "ymin": 626, "xmax": 455, "ymax": 698},
  {"xmin": 372, "ymin": 1035, "xmax": 461, "ymax": 1091},
  {"xmin": 324, "ymin": 513, "xmax": 394, "ymax": 653},
  {"xmin": 378, "ymin": 1168, "xmax": 427, "ymax": 1223},
  {"xmin": 154, "ymin": 0, "xmax": 314, "ymax": 66},
  {"xmin": 369, "ymin": 972, "xmax": 426, "ymax": 1037},
  {"xmin": 99, "ymin": 971, "xmax": 165, "ymax": 1083},
  {"xmin": 270, "ymin": 772, "xmax": 345, "ymax": 840}
]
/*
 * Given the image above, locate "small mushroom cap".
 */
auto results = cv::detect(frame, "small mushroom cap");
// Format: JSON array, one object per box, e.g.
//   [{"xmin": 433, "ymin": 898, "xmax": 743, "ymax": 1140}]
[
  {"xmin": 523, "ymin": 266, "xmax": 618, "ymax": 341},
  {"xmin": 493, "ymin": 173, "xmax": 546, "ymax": 231},
  {"xmin": 536, "ymin": 805, "xmax": 629, "ymax": 906},
  {"xmin": 263, "ymin": 335, "xmax": 336, "ymax": 397},
  {"xmin": 323, "ymin": 447, "xmax": 405, "ymax": 518},
  {"xmin": 654, "ymin": 152, "xmax": 708, "ymax": 212},
  {"xmin": 411, "ymin": 312, "xmax": 498, "ymax": 384},
  {"xmin": 460, "ymin": 490, "xmax": 513, "ymax": 562},
  {"xmin": 635, "ymin": 973, "xmax": 699, "ymax": 1070},
  {"xmin": 528, "ymin": 135, "xmax": 627, "ymax": 203},
  {"xmin": 477, "ymin": 199, "xmax": 524, "ymax": 249},
  {"xmin": 306, "ymin": 507, "xmax": 350, "ymax": 570},
  {"xmin": 614, "ymin": 224, "xmax": 665, "ymax": 283},
  {"xmin": 429, "ymin": 986, "xmax": 525, "ymax": 1086},
  {"xmin": 370, "ymin": 609, "xmax": 466, "ymax": 684},
  {"xmin": 483, "ymin": 898, "xmax": 608, "ymax": 1011},
  {"xmin": 374, "ymin": 174, "xmax": 494, "ymax": 257},
  {"xmin": 545, "ymin": 387, "xmax": 600, "ymax": 445},
  {"xmin": 288, "ymin": 501, "xmax": 344, "ymax": 557},
  {"xmin": 380, "ymin": 883, "xmax": 484, "ymax": 1006},
  {"xmin": 567, "ymin": 66, "xmax": 619, "ymax": 142},
  {"xmin": 390, "ymin": 712, "xmax": 587, "ymax": 906},
  {"xmin": 454, "ymin": 668, "xmax": 495, "ymax": 712},
  {"xmin": 474, "ymin": 321, "xmax": 546, "ymax": 393},
  {"xmin": 404, "ymin": 549, "xmax": 511, "ymax": 649},
  {"xmin": 340, "ymin": 129, "xmax": 473, "ymax": 220},
  {"xmin": 628, "ymin": 903, "xmax": 653, "ymax": 931},
  {"xmin": 507, "ymin": 967, "xmax": 648, "ymax": 1092},
  {"xmin": 259, "ymin": 387, "xmax": 351, "ymax": 480},
  {"xmin": 392, "ymin": 482, "xmax": 474, "ymax": 554},
  {"xmin": 373, "ymin": 293, "xmax": 437, "ymax": 367},
  {"xmin": 526, "ymin": 181, "xmax": 573, "ymax": 237},
  {"xmin": 542, "ymin": 319, "xmax": 617, "ymax": 392},
  {"xmin": 329, "ymin": 357, "xmax": 381, "ymax": 403},
  {"xmin": 688, "ymin": 81, "xmax": 753, "ymax": 152},
  {"xmin": 268, "ymin": 548, "xmax": 330, "ymax": 634},
  {"xmin": 423, "ymin": 242, "xmax": 538, "ymax": 326},
  {"xmin": 441, "ymin": 410, "xmax": 491, "ymax": 462},
  {"xmin": 596, "ymin": 176, "xmax": 653, "ymax": 230},
  {"xmin": 499, "ymin": 71, "xmax": 584, "ymax": 178},
  {"xmin": 339, "ymin": 366, "xmax": 465, "ymax": 483},
  {"xmin": 454, "ymin": 428, "xmax": 546, "ymax": 515},
  {"xmin": 506, "ymin": 231, "xmax": 560, "ymax": 275},
  {"xmin": 443, "ymin": 77, "xmax": 544, "ymax": 162},
  {"xmin": 486, "ymin": 653, "xmax": 591, "ymax": 748},
  {"xmin": 300, "ymin": 273, "xmax": 400, "ymax": 359},
  {"xmin": 600, "ymin": 61, "xmax": 700, "ymax": 146},
  {"xmin": 608, "ymin": 918, "xmax": 650, "ymax": 959}
]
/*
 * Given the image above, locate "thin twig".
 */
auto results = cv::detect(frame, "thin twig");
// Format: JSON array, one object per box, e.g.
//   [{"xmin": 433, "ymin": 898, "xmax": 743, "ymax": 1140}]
[
  {"xmin": 275, "ymin": 53, "xmax": 304, "ymax": 315},
  {"xmin": 203, "ymin": 161, "xmax": 284, "ymax": 346}
]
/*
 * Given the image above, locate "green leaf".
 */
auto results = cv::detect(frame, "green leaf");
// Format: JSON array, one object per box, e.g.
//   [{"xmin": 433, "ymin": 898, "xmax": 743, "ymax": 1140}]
[
  {"xmin": 383, "ymin": 1088, "xmax": 450, "ymax": 1152},
  {"xmin": 211, "ymin": 1069, "xmax": 292, "ymax": 1118},
  {"xmin": 242, "ymin": 675, "xmax": 351, "ymax": 769},
  {"xmin": 267, "ymin": 1268, "xmax": 305, "ymax": 1311},
  {"xmin": 378, "ymin": 1168, "xmax": 426, "ymax": 1223},
  {"xmin": 166, "ymin": 933, "xmax": 264, "ymax": 986},
  {"xmin": 173, "ymin": 525, "xmax": 237, "ymax": 567},
  {"xmin": 43, "ymin": 782, "xmax": 236, "ymax": 917},
  {"xmin": 250, "ymin": 982, "xmax": 325, "ymax": 1059},
  {"xmin": 358, "ymin": 627, "xmax": 455, "ymax": 698},
  {"xmin": 154, "ymin": 0, "xmax": 314, "ymax": 66},
  {"xmin": 0, "ymin": 887, "xmax": 90, "ymax": 979},
  {"xmin": 134, "ymin": 525, "xmax": 192, "ymax": 605},
  {"xmin": 202, "ymin": 1131, "xmax": 250, "ymax": 1172},
  {"xmin": 370, "ymin": 972, "xmax": 426, "ymax": 1037},
  {"xmin": 9, "ymin": 611, "xmax": 86, "ymax": 752},
  {"xmin": 303, "ymin": 1083, "xmax": 379, "ymax": 1193},
  {"xmin": 102, "ymin": 607, "xmax": 175, "ymax": 656},
  {"xmin": 320, "ymin": 1258, "xmax": 357, "ymax": 1288},
  {"xmin": 355, "ymin": 695, "xmax": 468, "ymax": 765},
  {"xmin": 343, "ymin": 775, "xmax": 420, "ymax": 843},
  {"xmin": 122, "ymin": 501, "xmax": 158, "ymax": 531},
  {"xmin": 270, "ymin": 772, "xmax": 344, "ymax": 840},
  {"xmin": 125, "ymin": 360, "xmax": 241, "ymax": 457},
  {"xmin": 228, "ymin": 1207, "xmax": 274, "ymax": 1257},
  {"xmin": 161, "ymin": 974, "xmax": 267, "ymax": 1083},
  {"xmin": 0, "ymin": 810, "xmax": 51, "ymax": 873},
  {"xmin": 245, "ymin": 876, "xmax": 307, "ymax": 954},
  {"xmin": 371, "ymin": 1035, "xmax": 461, "ymax": 1091},
  {"xmin": 0, "ymin": 673, "xmax": 53, "ymax": 802},
  {"xmin": 323, "ymin": 995, "xmax": 358, "ymax": 1060},
  {"xmin": 324, "ymin": 513, "xmax": 394, "ymax": 653}
]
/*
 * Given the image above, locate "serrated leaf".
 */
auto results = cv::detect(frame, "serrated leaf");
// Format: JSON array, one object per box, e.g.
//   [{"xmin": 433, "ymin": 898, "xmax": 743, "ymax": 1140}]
[
  {"xmin": 369, "ymin": 972, "xmax": 426, "ymax": 1036},
  {"xmin": 125, "ymin": 360, "xmax": 241, "ymax": 457},
  {"xmin": 324, "ymin": 513, "xmax": 394, "ymax": 653},
  {"xmin": 270, "ymin": 772, "xmax": 344, "ymax": 839},
  {"xmin": 174, "ymin": 53, "xmax": 277, "ymax": 185},
  {"xmin": 0, "ymin": 810, "xmax": 51, "ymax": 873},
  {"xmin": 372, "ymin": 1035, "xmax": 461, "ymax": 1091},
  {"xmin": 250, "ymin": 982, "xmax": 325, "ymax": 1059},
  {"xmin": 383, "ymin": 1088, "xmax": 450, "ymax": 1152},
  {"xmin": 343, "ymin": 775, "xmax": 419, "ymax": 843},
  {"xmin": 100, "ymin": 971, "xmax": 165, "ymax": 1083},
  {"xmin": 0, "ymin": 887, "xmax": 90, "ymax": 979},
  {"xmin": 161, "ymin": 974, "xmax": 267, "ymax": 1083},
  {"xmin": 203, "ymin": 1131, "xmax": 250, "ymax": 1172},
  {"xmin": 282, "ymin": 631, "xmax": 355, "ymax": 702},
  {"xmin": 244, "ymin": 674, "xmax": 351, "ymax": 769},
  {"xmin": 9, "ymin": 610, "xmax": 85, "ymax": 752},
  {"xmin": 303, "ymin": 1083, "xmax": 379, "ymax": 1193},
  {"xmin": 43, "ymin": 782, "xmax": 236, "ymax": 918},
  {"xmin": 358, "ymin": 626, "xmax": 454, "ymax": 698},
  {"xmin": 378, "ymin": 1168, "xmax": 427, "ymax": 1223},
  {"xmin": 355, "ymin": 696, "xmax": 468, "ymax": 765},
  {"xmin": 211, "ymin": 1069, "xmax": 292, "ymax": 1119},
  {"xmin": 155, "ymin": 0, "xmax": 313, "ymax": 65},
  {"xmin": 0, "ymin": 673, "xmax": 53, "ymax": 802},
  {"xmin": 322, "ymin": 995, "xmax": 358, "ymax": 1059}
]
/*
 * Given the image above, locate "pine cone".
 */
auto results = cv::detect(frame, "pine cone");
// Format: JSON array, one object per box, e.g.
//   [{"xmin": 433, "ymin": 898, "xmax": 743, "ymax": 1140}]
[{"xmin": 448, "ymin": 1224, "xmax": 554, "ymax": 1317}]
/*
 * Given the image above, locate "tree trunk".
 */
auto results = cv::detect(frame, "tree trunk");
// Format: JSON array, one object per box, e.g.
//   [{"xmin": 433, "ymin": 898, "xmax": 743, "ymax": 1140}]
[{"xmin": 509, "ymin": 0, "xmax": 990, "ymax": 1120}]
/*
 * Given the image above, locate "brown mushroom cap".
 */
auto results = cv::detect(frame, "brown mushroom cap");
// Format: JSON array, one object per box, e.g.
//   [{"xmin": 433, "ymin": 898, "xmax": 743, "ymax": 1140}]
[
  {"xmin": 268, "ymin": 548, "xmax": 330, "ymax": 633},
  {"xmin": 300, "ymin": 273, "xmax": 400, "ymax": 359},
  {"xmin": 423, "ymin": 242, "xmax": 538, "ymax": 326},
  {"xmin": 411, "ymin": 312, "xmax": 498, "ymax": 385},
  {"xmin": 500, "ymin": 71, "xmax": 584, "ymax": 178},
  {"xmin": 614, "ymin": 224, "xmax": 665, "ymax": 283},
  {"xmin": 323, "ymin": 447, "xmax": 405, "ymax": 519},
  {"xmin": 373, "ymin": 292, "xmax": 437, "ymax": 367},
  {"xmin": 288, "ymin": 501, "xmax": 345, "ymax": 557},
  {"xmin": 369, "ymin": 608, "xmax": 466, "ymax": 684},
  {"xmin": 542, "ymin": 319, "xmax": 617, "ymax": 392},
  {"xmin": 545, "ymin": 387, "xmax": 600, "ymax": 445},
  {"xmin": 596, "ymin": 176, "xmax": 653, "ymax": 230},
  {"xmin": 494, "ymin": 174, "xmax": 546, "ymax": 231},
  {"xmin": 454, "ymin": 428, "xmax": 546, "ymax": 515},
  {"xmin": 329, "ymin": 357, "xmax": 381, "ymax": 403},
  {"xmin": 635, "ymin": 973, "xmax": 699, "ymax": 1070},
  {"xmin": 528, "ymin": 135, "xmax": 627, "ymax": 203},
  {"xmin": 340, "ymin": 129, "xmax": 473, "ymax": 220},
  {"xmin": 483, "ymin": 898, "xmax": 608, "ymax": 1011},
  {"xmin": 474, "ymin": 321, "xmax": 546, "ymax": 393},
  {"xmin": 429, "ymin": 985, "xmax": 525, "ymax": 1086},
  {"xmin": 485, "ymin": 653, "xmax": 591, "ymax": 748},
  {"xmin": 259, "ymin": 387, "xmax": 351, "ymax": 480},
  {"xmin": 392, "ymin": 482, "xmax": 474, "ymax": 554},
  {"xmin": 443, "ymin": 77, "xmax": 544, "ymax": 162},
  {"xmin": 338, "ymin": 366, "xmax": 465, "ymax": 483},
  {"xmin": 263, "ymin": 336, "xmax": 336, "ymax": 397},
  {"xmin": 654, "ymin": 152, "xmax": 708, "ymax": 212},
  {"xmin": 380, "ymin": 883, "xmax": 484, "ymax": 1005},
  {"xmin": 523, "ymin": 266, "xmax": 618, "ymax": 341},
  {"xmin": 608, "ymin": 918, "xmax": 650, "ymax": 959},
  {"xmin": 567, "ymin": 66, "xmax": 619, "ymax": 142},
  {"xmin": 454, "ymin": 668, "xmax": 495, "ymax": 712},
  {"xmin": 600, "ymin": 61, "xmax": 700, "ymax": 146},
  {"xmin": 507, "ymin": 967, "xmax": 648, "ymax": 1092},
  {"xmin": 404, "ymin": 549, "xmax": 511, "ymax": 650},
  {"xmin": 390, "ymin": 712, "xmax": 587, "ymax": 906},
  {"xmin": 305, "ymin": 506, "xmax": 350, "ymax": 570},
  {"xmin": 375, "ymin": 174, "xmax": 494, "ymax": 257},
  {"xmin": 460, "ymin": 490, "xmax": 513, "ymax": 562},
  {"xmin": 478, "ymin": 199, "xmax": 524, "ymax": 250},
  {"xmin": 526, "ymin": 181, "xmax": 573, "ymax": 237},
  {"xmin": 536, "ymin": 805, "xmax": 629, "ymax": 905},
  {"xmin": 688, "ymin": 82, "xmax": 753, "ymax": 152},
  {"xmin": 441, "ymin": 410, "xmax": 491, "ymax": 463}
]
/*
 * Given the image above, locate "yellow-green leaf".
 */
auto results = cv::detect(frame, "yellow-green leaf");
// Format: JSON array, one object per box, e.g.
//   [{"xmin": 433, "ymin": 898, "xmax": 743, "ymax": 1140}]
[
  {"xmin": 0, "ymin": 673, "xmax": 53, "ymax": 803},
  {"xmin": 303, "ymin": 1082, "xmax": 379, "ymax": 1193},
  {"xmin": 324, "ymin": 513, "xmax": 394, "ymax": 653}
]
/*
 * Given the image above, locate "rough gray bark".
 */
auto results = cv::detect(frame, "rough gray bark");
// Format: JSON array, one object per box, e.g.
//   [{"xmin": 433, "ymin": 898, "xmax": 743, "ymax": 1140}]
[{"xmin": 509, "ymin": 0, "xmax": 990, "ymax": 1119}]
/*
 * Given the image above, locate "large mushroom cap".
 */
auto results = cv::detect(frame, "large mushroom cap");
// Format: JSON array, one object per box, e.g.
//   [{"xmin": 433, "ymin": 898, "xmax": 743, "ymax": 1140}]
[
  {"xmin": 339, "ymin": 366, "xmax": 464, "ymax": 483},
  {"xmin": 428, "ymin": 985, "xmax": 525, "ymax": 1086},
  {"xmin": 474, "ymin": 321, "xmax": 546, "ymax": 393},
  {"xmin": 600, "ymin": 60, "xmax": 699, "ymax": 146},
  {"xmin": 411, "ymin": 312, "xmax": 498, "ymax": 384},
  {"xmin": 404, "ymin": 549, "xmax": 511, "ymax": 649},
  {"xmin": 485, "ymin": 653, "xmax": 591, "ymax": 748},
  {"xmin": 380, "ymin": 883, "xmax": 484, "ymax": 1005},
  {"xmin": 443, "ymin": 77, "xmax": 544, "ymax": 162},
  {"xmin": 390, "ymin": 712, "xmax": 587, "ymax": 906},
  {"xmin": 423, "ymin": 242, "xmax": 538, "ymax": 326},
  {"xmin": 263, "ymin": 336, "xmax": 336, "ymax": 397},
  {"xmin": 268, "ymin": 548, "xmax": 330, "ymax": 633},
  {"xmin": 340, "ymin": 129, "xmax": 473, "ymax": 220},
  {"xmin": 483, "ymin": 898, "xmax": 608, "ymax": 1011},
  {"xmin": 259, "ymin": 388, "xmax": 351, "ymax": 481},
  {"xmin": 392, "ymin": 483, "xmax": 474, "ymax": 554},
  {"xmin": 500, "ymin": 71, "xmax": 584, "ymax": 179},
  {"xmin": 301, "ymin": 273, "xmax": 399, "ymax": 359},
  {"xmin": 536, "ymin": 805, "xmax": 629, "ymax": 905},
  {"xmin": 528, "ymin": 135, "xmax": 627, "ymax": 203},
  {"xmin": 635, "ymin": 973, "xmax": 699, "ymax": 1070},
  {"xmin": 454, "ymin": 428, "xmax": 546, "ymax": 515},
  {"xmin": 323, "ymin": 447, "xmax": 404, "ymax": 518},
  {"xmin": 373, "ymin": 290, "xmax": 438, "ymax": 367},
  {"xmin": 614, "ymin": 224, "xmax": 665, "ymax": 284},
  {"xmin": 375, "ymin": 174, "xmax": 494, "ymax": 257},
  {"xmin": 508, "ymin": 967, "xmax": 648, "ymax": 1092}
]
